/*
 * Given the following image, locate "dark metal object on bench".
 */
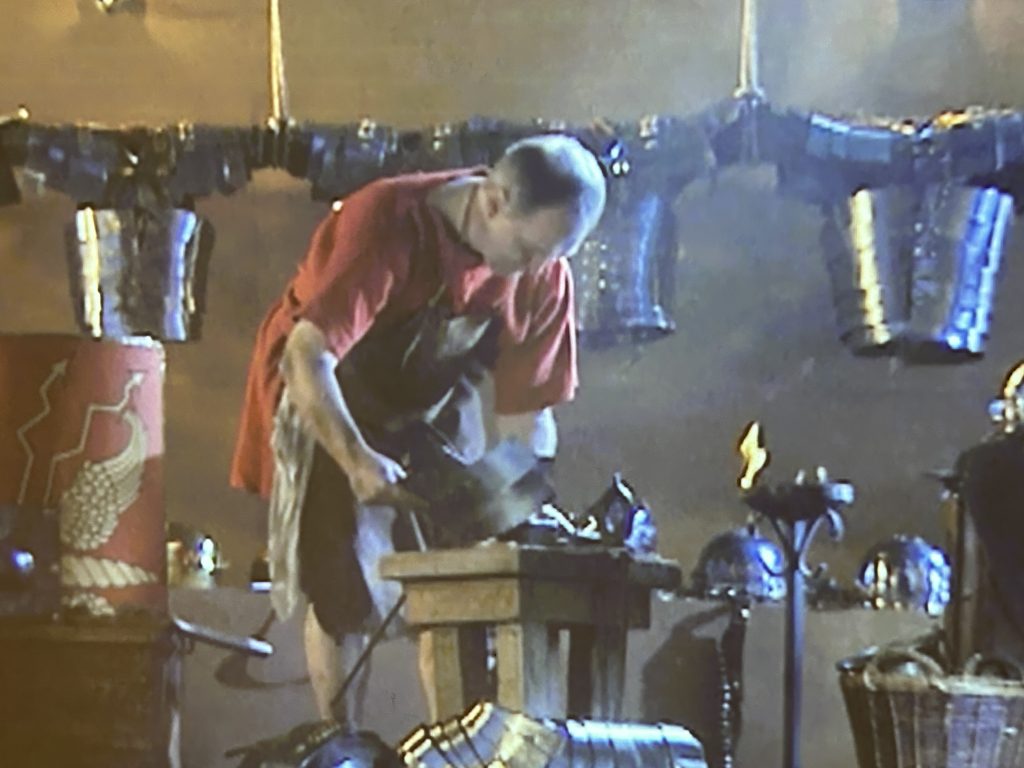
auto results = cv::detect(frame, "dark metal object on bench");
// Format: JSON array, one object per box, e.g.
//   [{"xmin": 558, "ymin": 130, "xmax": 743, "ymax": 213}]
[{"xmin": 397, "ymin": 437, "xmax": 555, "ymax": 549}]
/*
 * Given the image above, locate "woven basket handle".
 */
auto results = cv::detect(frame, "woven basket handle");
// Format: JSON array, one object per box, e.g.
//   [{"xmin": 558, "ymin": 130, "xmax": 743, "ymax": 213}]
[
  {"xmin": 963, "ymin": 653, "xmax": 1024, "ymax": 680},
  {"xmin": 862, "ymin": 646, "xmax": 947, "ymax": 691}
]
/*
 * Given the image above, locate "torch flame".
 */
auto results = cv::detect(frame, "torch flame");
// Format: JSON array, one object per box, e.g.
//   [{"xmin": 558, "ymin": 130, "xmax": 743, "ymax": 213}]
[
  {"xmin": 1001, "ymin": 360, "xmax": 1024, "ymax": 402},
  {"xmin": 738, "ymin": 421, "xmax": 769, "ymax": 491},
  {"xmin": 999, "ymin": 360, "xmax": 1024, "ymax": 429}
]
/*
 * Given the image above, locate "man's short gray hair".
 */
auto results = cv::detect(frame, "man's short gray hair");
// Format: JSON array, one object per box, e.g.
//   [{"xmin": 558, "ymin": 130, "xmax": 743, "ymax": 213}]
[{"xmin": 494, "ymin": 134, "xmax": 607, "ymax": 233}]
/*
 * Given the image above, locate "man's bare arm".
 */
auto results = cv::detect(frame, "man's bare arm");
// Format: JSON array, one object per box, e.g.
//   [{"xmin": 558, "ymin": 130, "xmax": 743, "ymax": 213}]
[
  {"xmin": 494, "ymin": 407, "xmax": 558, "ymax": 459},
  {"xmin": 280, "ymin": 319, "xmax": 408, "ymax": 503}
]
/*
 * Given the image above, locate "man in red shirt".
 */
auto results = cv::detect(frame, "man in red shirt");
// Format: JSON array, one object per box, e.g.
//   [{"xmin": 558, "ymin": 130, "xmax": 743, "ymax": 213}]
[{"xmin": 231, "ymin": 134, "xmax": 606, "ymax": 725}]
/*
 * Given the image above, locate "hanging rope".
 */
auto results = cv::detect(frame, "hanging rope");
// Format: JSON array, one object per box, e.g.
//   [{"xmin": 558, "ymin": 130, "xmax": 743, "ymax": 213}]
[
  {"xmin": 734, "ymin": 0, "xmax": 764, "ymax": 101},
  {"xmin": 268, "ymin": 0, "xmax": 290, "ymax": 129}
]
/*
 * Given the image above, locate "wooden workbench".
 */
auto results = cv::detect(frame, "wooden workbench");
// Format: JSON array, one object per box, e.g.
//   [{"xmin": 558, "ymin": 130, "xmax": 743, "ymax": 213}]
[{"xmin": 380, "ymin": 543, "xmax": 681, "ymax": 721}]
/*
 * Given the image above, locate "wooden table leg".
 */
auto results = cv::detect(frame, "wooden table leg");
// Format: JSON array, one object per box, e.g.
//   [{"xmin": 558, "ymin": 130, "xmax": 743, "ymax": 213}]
[
  {"xmin": 494, "ymin": 623, "xmax": 561, "ymax": 718},
  {"xmin": 592, "ymin": 624, "xmax": 627, "ymax": 719},
  {"xmin": 417, "ymin": 625, "xmax": 487, "ymax": 721},
  {"xmin": 567, "ymin": 624, "xmax": 627, "ymax": 719},
  {"xmin": 567, "ymin": 625, "xmax": 595, "ymax": 718}
]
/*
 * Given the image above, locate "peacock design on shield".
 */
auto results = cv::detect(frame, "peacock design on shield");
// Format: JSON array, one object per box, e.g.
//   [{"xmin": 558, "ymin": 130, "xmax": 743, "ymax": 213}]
[
  {"xmin": 49, "ymin": 370, "xmax": 159, "ymax": 613},
  {"xmin": 59, "ymin": 406, "xmax": 146, "ymax": 550}
]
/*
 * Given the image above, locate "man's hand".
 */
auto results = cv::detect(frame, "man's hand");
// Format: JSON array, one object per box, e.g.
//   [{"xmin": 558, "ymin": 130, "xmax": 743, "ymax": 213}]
[
  {"xmin": 283, "ymin": 320, "xmax": 424, "ymax": 510},
  {"xmin": 344, "ymin": 443, "xmax": 425, "ymax": 509}
]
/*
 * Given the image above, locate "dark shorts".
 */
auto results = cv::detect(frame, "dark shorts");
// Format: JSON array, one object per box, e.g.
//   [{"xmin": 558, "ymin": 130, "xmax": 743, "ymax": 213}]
[{"xmin": 297, "ymin": 445, "xmax": 416, "ymax": 641}]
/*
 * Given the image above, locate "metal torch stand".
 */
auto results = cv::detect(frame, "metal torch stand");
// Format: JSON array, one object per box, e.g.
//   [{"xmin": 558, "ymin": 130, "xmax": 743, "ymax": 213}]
[
  {"xmin": 718, "ymin": 597, "xmax": 750, "ymax": 768},
  {"xmin": 745, "ymin": 481, "xmax": 851, "ymax": 768}
]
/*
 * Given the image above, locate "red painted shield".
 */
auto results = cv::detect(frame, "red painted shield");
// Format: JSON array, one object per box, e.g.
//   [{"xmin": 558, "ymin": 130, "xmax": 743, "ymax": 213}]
[{"xmin": 0, "ymin": 334, "xmax": 167, "ymax": 616}]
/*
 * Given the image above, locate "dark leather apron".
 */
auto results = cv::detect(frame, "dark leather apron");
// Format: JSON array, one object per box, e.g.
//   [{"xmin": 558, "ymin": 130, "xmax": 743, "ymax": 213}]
[
  {"xmin": 299, "ymin": 287, "xmax": 504, "ymax": 639},
  {"xmin": 337, "ymin": 285, "xmax": 502, "ymax": 468}
]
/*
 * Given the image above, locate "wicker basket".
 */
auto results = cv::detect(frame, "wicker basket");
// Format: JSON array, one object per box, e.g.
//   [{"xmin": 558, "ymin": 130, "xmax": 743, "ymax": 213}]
[{"xmin": 838, "ymin": 641, "xmax": 1024, "ymax": 768}]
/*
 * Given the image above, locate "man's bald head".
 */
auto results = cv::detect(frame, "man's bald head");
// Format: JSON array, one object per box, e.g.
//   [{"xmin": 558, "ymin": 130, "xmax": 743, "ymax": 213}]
[{"xmin": 492, "ymin": 134, "xmax": 607, "ymax": 243}]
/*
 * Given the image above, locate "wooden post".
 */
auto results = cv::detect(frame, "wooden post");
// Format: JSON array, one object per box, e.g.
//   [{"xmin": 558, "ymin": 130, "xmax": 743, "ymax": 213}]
[{"xmin": 944, "ymin": 490, "xmax": 984, "ymax": 669}]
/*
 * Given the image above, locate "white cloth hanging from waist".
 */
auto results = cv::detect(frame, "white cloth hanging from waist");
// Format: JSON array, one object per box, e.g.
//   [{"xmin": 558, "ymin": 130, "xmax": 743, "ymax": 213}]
[
  {"xmin": 267, "ymin": 387, "xmax": 314, "ymax": 622},
  {"xmin": 266, "ymin": 387, "xmax": 405, "ymax": 633}
]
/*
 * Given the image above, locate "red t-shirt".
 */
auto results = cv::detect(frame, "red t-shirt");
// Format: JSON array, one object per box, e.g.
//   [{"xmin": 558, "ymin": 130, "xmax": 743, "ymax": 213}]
[{"xmin": 230, "ymin": 169, "xmax": 579, "ymax": 497}]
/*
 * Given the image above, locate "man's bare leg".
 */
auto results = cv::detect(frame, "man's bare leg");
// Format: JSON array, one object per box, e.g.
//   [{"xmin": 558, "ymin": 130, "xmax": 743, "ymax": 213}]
[
  {"xmin": 417, "ymin": 631, "xmax": 439, "ymax": 720},
  {"xmin": 304, "ymin": 605, "xmax": 370, "ymax": 726}
]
